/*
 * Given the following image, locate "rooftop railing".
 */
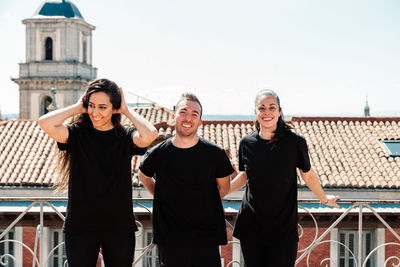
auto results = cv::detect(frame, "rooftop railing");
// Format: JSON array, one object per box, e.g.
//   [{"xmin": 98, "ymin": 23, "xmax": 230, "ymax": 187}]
[{"xmin": 0, "ymin": 197, "xmax": 399, "ymax": 267}]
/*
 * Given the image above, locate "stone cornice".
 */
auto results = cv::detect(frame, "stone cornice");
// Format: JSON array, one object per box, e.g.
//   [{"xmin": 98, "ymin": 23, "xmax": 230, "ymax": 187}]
[{"xmin": 23, "ymin": 17, "xmax": 95, "ymax": 30}]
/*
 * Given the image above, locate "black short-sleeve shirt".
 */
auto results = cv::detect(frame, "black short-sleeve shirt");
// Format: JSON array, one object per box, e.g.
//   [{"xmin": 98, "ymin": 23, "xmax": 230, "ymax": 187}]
[
  {"xmin": 139, "ymin": 138, "xmax": 234, "ymax": 247},
  {"xmin": 233, "ymin": 130, "xmax": 311, "ymax": 242},
  {"xmin": 58, "ymin": 124, "xmax": 146, "ymax": 233}
]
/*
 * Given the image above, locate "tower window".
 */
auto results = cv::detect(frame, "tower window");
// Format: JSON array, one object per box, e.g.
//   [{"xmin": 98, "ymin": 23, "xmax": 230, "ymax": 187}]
[
  {"xmin": 45, "ymin": 37, "xmax": 53, "ymax": 60},
  {"xmin": 82, "ymin": 40, "xmax": 87, "ymax": 64},
  {"xmin": 41, "ymin": 95, "xmax": 53, "ymax": 115}
]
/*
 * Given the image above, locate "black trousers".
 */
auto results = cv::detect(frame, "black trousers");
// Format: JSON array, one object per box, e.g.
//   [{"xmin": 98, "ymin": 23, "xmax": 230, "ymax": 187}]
[
  {"xmin": 240, "ymin": 237, "xmax": 298, "ymax": 267},
  {"xmin": 64, "ymin": 231, "xmax": 135, "ymax": 267},
  {"xmin": 158, "ymin": 245, "xmax": 222, "ymax": 267}
]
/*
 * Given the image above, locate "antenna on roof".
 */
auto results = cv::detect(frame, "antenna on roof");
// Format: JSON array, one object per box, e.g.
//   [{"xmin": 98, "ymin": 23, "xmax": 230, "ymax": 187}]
[
  {"xmin": 126, "ymin": 91, "xmax": 157, "ymax": 107},
  {"xmin": 364, "ymin": 95, "xmax": 370, "ymax": 117}
]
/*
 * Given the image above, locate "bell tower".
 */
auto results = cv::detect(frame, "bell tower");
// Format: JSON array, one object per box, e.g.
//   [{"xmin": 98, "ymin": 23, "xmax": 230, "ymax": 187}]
[{"xmin": 12, "ymin": 0, "xmax": 97, "ymax": 119}]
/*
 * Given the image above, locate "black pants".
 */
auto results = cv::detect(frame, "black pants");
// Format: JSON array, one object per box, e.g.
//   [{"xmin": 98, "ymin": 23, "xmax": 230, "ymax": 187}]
[
  {"xmin": 158, "ymin": 245, "xmax": 222, "ymax": 267},
  {"xmin": 64, "ymin": 231, "xmax": 135, "ymax": 267},
  {"xmin": 240, "ymin": 237, "xmax": 298, "ymax": 267}
]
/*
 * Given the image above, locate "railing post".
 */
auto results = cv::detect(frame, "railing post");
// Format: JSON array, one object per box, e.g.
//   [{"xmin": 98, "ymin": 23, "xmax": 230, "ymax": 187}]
[
  {"xmin": 32, "ymin": 225, "xmax": 40, "ymax": 267},
  {"xmin": 40, "ymin": 202, "xmax": 44, "ymax": 267},
  {"xmin": 358, "ymin": 203, "xmax": 363, "ymax": 267}
]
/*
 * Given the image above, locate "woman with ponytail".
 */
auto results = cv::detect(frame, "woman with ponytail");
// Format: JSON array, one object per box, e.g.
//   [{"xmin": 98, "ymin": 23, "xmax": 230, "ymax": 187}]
[
  {"xmin": 38, "ymin": 78, "xmax": 158, "ymax": 266},
  {"xmin": 228, "ymin": 89, "xmax": 339, "ymax": 267}
]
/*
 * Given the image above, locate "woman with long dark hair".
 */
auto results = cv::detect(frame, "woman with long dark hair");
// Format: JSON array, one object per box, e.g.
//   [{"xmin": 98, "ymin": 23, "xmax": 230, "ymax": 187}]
[
  {"xmin": 229, "ymin": 89, "xmax": 339, "ymax": 267},
  {"xmin": 38, "ymin": 78, "xmax": 158, "ymax": 266}
]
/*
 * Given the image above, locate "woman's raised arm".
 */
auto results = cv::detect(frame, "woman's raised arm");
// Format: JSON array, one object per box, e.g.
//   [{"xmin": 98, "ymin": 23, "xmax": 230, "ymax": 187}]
[
  {"xmin": 38, "ymin": 97, "xmax": 85, "ymax": 143},
  {"xmin": 117, "ymin": 88, "xmax": 158, "ymax": 148}
]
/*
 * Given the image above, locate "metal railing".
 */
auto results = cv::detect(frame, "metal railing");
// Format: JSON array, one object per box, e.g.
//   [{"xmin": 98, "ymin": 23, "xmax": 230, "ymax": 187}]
[
  {"xmin": 1, "ymin": 197, "xmax": 400, "ymax": 267},
  {"xmin": 295, "ymin": 200, "xmax": 400, "ymax": 267}
]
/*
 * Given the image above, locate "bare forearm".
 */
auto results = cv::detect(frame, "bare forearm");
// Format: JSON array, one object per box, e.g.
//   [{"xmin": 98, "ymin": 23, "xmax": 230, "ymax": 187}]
[
  {"xmin": 142, "ymin": 179, "xmax": 155, "ymax": 195},
  {"xmin": 216, "ymin": 176, "xmax": 230, "ymax": 198},
  {"xmin": 38, "ymin": 103, "xmax": 82, "ymax": 143},
  {"xmin": 301, "ymin": 169, "xmax": 340, "ymax": 207},
  {"xmin": 138, "ymin": 172, "xmax": 156, "ymax": 195},
  {"xmin": 301, "ymin": 169, "xmax": 328, "ymax": 203},
  {"xmin": 218, "ymin": 184, "xmax": 230, "ymax": 198},
  {"xmin": 228, "ymin": 172, "xmax": 247, "ymax": 194},
  {"xmin": 38, "ymin": 104, "xmax": 81, "ymax": 129},
  {"xmin": 217, "ymin": 188, "xmax": 226, "ymax": 198},
  {"xmin": 230, "ymin": 169, "xmax": 239, "ymax": 180},
  {"xmin": 125, "ymin": 109, "xmax": 158, "ymax": 147}
]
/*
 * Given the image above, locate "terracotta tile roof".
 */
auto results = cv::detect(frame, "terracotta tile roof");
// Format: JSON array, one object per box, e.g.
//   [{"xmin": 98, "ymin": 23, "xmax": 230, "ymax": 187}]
[
  {"xmin": 122, "ymin": 106, "xmax": 173, "ymax": 126},
  {"xmin": 1, "ymin": 116, "xmax": 400, "ymax": 189},
  {"xmin": 291, "ymin": 117, "xmax": 400, "ymax": 188},
  {"xmin": 0, "ymin": 120, "xmax": 58, "ymax": 186}
]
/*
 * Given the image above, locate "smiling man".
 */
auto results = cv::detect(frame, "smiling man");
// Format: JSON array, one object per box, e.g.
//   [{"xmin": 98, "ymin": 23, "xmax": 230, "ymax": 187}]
[{"xmin": 139, "ymin": 93, "xmax": 234, "ymax": 267}]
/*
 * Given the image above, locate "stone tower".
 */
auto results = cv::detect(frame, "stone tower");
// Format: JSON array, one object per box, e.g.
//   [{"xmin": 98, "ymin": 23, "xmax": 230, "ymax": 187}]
[{"xmin": 12, "ymin": 0, "xmax": 97, "ymax": 119}]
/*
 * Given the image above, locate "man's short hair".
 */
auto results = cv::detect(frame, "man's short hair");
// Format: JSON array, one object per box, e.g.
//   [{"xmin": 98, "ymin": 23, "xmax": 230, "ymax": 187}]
[{"xmin": 175, "ymin": 92, "xmax": 203, "ymax": 117}]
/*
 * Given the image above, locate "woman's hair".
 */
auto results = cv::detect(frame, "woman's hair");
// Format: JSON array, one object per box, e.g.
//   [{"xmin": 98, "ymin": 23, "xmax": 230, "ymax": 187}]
[
  {"xmin": 254, "ymin": 89, "xmax": 292, "ymax": 148},
  {"xmin": 55, "ymin": 78, "xmax": 123, "ymax": 191},
  {"xmin": 78, "ymin": 78, "xmax": 122, "ymax": 128}
]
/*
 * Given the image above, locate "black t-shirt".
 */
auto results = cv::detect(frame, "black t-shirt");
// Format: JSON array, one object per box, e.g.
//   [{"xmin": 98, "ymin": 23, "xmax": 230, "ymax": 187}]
[
  {"xmin": 233, "ymin": 130, "xmax": 311, "ymax": 242},
  {"xmin": 57, "ymin": 124, "xmax": 146, "ymax": 233},
  {"xmin": 139, "ymin": 138, "xmax": 234, "ymax": 247}
]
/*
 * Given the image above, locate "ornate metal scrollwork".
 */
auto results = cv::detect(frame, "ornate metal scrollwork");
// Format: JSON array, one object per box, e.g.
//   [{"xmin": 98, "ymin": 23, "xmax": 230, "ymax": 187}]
[
  {"xmin": 362, "ymin": 242, "xmax": 400, "ymax": 267},
  {"xmin": 0, "ymin": 253, "xmax": 15, "ymax": 266},
  {"xmin": 297, "ymin": 205, "xmax": 319, "ymax": 253},
  {"xmin": 305, "ymin": 239, "xmax": 357, "ymax": 267},
  {"xmin": 0, "ymin": 239, "xmax": 40, "ymax": 267}
]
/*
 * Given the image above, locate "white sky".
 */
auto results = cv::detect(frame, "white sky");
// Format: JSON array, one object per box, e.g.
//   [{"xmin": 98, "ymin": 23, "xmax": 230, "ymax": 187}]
[{"xmin": 0, "ymin": 0, "xmax": 399, "ymax": 116}]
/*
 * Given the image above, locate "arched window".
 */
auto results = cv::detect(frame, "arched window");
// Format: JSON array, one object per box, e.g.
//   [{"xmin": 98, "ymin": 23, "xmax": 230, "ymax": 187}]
[
  {"xmin": 41, "ymin": 95, "xmax": 53, "ymax": 115},
  {"xmin": 45, "ymin": 37, "xmax": 53, "ymax": 60},
  {"xmin": 82, "ymin": 40, "xmax": 87, "ymax": 64}
]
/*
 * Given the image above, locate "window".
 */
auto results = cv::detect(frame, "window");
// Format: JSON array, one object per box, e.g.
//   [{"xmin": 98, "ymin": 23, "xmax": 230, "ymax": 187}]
[
  {"xmin": 50, "ymin": 229, "xmax": 67, "ymax": 267},
  {"xmin": 0, "ymin": 229, "xmax": 15, "ymax": 267},
  {"xmin": 40, "ymin": 95, "xmax": 53, "ymax": 116},
  {"xmin": 82, "ymin": 40, "xmax": 87, "ymax": 64},
  {"xmin": 338, "ymin": 230, "xmax": 375, "ymax": 267},
  {"xmin": 382, "ymin": 140, "xmax": 400, "ymax": 157},
  {"xmin": 143, "ymin": 229, "xmax": 160, "ymax": 267},
  {"xmin": 45, "ymin": 37, "xmax": 53, "ymax": 60}
]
